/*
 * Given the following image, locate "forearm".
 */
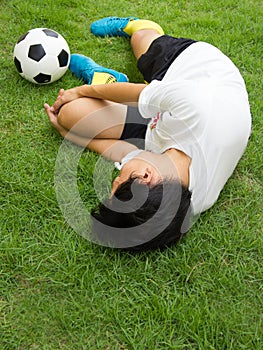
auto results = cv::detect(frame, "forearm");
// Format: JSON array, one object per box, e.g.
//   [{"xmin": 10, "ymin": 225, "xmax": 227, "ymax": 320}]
[
  {"xmin": 59, "ymin": 129, "xmax": 138, "ymax": 162},
  {"xmin": 77, "ymin": 82, "xmax": 146, "ymax": 104}
]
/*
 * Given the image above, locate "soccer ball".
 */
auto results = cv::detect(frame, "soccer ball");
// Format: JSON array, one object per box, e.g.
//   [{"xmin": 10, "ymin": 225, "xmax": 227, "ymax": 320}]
[{"xmin": 13, "ymin": 28, "xmax": 70, "ymax": 84}]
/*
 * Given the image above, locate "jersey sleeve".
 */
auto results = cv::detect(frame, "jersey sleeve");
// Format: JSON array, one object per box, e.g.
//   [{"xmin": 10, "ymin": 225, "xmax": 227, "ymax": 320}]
[
  {"xmin": 138, "ymin": 80, "xmax": 161, "ymax": 119},
  {"xmin": 138, "ymin": 79, "xmax": 208, "ymax": 133}
]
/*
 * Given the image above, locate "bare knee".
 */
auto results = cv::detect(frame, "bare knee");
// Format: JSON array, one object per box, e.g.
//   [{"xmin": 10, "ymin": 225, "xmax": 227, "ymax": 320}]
[
  {"xmin": 57, "ymin": 97, "xmax": 119, "ymax": 136},
  {"xmin": 131, "ymin": 30, "xmax": 144, "ymax": 46},
  {"xmin": 57, "ymin": 98, "xmax": 93, "ymax": 130},
  {"xmin": 57, "ymin": 101, "xmax": 74, "ymax": 129},
  {"xmin": 131, "ymin": 30, "xmax": 161, "ymax": 59},
  {"xmin": 131, "ymin": 30, "xmax": 146, "ymax": 58}
]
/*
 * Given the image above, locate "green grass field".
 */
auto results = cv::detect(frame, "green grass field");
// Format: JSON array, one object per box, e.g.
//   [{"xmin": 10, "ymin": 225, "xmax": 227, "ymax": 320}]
[{"xmin": 1, "ymin": 0, "xmax": 262, "ymax": 349}]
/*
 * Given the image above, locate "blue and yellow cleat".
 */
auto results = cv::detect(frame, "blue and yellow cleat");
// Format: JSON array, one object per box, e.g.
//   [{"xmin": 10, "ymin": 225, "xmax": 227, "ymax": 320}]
[
  {"xmin": 90, "ymin": 16, "xmax": 164, "ymax": 38},
  {"xmin": 69, "ymin": 54, "xmax": 128, "ymax": 85},
  {"xmin": 90, "ymin": 16, "xmax": 138, "ymax": 37}
]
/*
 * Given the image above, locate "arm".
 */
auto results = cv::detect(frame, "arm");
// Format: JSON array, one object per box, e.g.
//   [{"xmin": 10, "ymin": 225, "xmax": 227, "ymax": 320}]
[
  {"xmin": 52, "ymin": 83, "xmax": 146, "ymax": 112},
  {"xmin": 44, "ymin": 103, "xmax": 138, "ymax": 162},
  {"xmin": 61, "ymin": 129, "xmax": 138, "ymax": 162},
  {"xmin": 80, "ymin": 82, "xmax": 146, "ymax": 104}
]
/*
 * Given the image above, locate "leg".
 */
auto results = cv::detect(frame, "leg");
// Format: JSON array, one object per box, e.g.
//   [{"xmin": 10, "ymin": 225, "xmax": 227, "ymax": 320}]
[
  {"xmin": 130, "ymin": 29, "xmax": 162, "ymax": 60},
  {"xmin": 70, "ymin": 17, "xmax": 164, "ymax": 84},
  {"xmin": 90, "ymin": 17, "xmax": 164, "ymax": 38},
  {"xmin": 45, "ymin": 102, "xmax": 138, "ymax": 162},
  {"xmin": 58, "ymin": 97, "xmax": 127, "ymax": 140},
  {"xmin": 90, "ymin": 16, "xmax": 164, "ymax": 60}
]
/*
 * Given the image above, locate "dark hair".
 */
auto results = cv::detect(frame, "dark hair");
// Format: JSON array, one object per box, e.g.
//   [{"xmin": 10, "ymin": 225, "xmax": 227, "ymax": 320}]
[{"xmin": 91, "ymin": 178, "xmax": 192, "ymax": 252}]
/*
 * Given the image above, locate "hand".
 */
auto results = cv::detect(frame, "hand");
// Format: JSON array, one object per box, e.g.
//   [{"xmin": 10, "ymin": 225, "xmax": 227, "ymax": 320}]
[
  {"xmin": 51, "ymin": 86, "xmax": 83, "ymax": 113},
  {"xmin": 44, "ymin": 103, "xmax": 67, "ymax": 135}
]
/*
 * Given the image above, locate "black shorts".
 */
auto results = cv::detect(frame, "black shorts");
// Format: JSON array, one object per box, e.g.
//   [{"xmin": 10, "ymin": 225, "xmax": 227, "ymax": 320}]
[
  {"xmin": 137, "ymin": 35, "xmax": 196, "ymax": 83},
  {"xmin": 120, "ymin": 106, "xmax": 149, "ymax": 148},
  {"xmin": 120, "ymin": 35, "xmax": 196, "ymax": 145}
]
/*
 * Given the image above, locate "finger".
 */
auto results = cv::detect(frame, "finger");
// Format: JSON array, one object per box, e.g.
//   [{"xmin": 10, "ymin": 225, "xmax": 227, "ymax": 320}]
[
  {"xmin": 53, "ymin": 94, "xmax": 65, "ymax": 112},
  {"xmin": 44, "ymin": 103, "xmax": 52, "ymax": 115},
  {"xmin": 56, "ymin": 89, "xmax": 65, "ymax": 101},
  {"xmin": 54, "ymin": 95, "xmax": 62, "ymax": 107},
  {"xmin": 56, "ymin": 89, "xmax": 64, "ymax": 98},
  {"xmin": 52, "ymin": 89, "xmax": 64, "ymax": 107},
  {"xmin": 52, "ymin": 100, "xmax": 62, "ymax": 113},
  {"xmin": 44, "ymin": 103, "xmax": 56, "ymax": 120},
  {"xmin": 56, "ymin": 93, "xmax": 63, "ymax": 101}
]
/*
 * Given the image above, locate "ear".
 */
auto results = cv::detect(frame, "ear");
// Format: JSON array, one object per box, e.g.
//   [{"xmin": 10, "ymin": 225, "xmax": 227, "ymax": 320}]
[{"xmin": 139, "ymin": 167, "xmax": 153, "ymax": 184}]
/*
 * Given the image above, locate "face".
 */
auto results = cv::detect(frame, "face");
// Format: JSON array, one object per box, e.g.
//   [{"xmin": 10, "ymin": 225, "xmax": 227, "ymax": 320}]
[{"xmin": 111, "ymin": 158, "xmax": 162, "ymax": 197}]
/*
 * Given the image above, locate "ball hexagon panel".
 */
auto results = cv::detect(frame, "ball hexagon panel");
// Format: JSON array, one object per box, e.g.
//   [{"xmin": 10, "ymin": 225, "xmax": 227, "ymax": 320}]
[
  {"xmin": 58, "ymin": 49, "xmax": 69, "ymax": 67},
  {"xmin": 17, "ymin": 31, "xmax": 29, "ymax": 44},
  {"xmin": 34, "ymin": 73, "xmax": 52, "ymax": 84},
  {"xmin": 14, "ymin": 57, "xmax": 22, "ymax": 73},
  {"xmin": 28, "ymin": 44, "xmax": 46, "ymax": 62},
  {"xmin": 42, "ymin": 29, "xmax": 58, "ymax": 38}
]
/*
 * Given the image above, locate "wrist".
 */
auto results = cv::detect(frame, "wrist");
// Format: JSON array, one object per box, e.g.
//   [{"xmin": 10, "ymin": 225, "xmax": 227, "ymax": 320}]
[{"xmin": 78, "ymin": 85, "xmax": 89, "ymax": 97}]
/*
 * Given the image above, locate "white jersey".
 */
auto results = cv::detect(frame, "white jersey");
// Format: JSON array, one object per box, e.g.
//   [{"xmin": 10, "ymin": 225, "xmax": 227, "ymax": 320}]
[{"xmin": 138, "ymin": 42, "xmax": 251, "ymax": 214}]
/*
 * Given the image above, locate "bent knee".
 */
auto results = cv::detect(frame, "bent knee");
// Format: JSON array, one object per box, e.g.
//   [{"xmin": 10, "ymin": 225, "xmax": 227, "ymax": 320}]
[
  {"xmin": 57, "ymin": 97, "xmax": 110, "ymax": 130},
  {"xmin": 58, "ymin": 98, "xmax": 90, "ymax": 130},
  {"xmin": 131, "ymin": 30, "xmax": 145, "ymax": 51},
  {"xmin": 57, "ymin": 99, "xmax": 81, "ymax": 130}
]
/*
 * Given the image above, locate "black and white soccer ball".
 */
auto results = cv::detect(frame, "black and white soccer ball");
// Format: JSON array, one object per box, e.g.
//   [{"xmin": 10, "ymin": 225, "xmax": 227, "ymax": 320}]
[{"xmin": 13, "ymin": 28, "xmax": 70, "ymax": 84}]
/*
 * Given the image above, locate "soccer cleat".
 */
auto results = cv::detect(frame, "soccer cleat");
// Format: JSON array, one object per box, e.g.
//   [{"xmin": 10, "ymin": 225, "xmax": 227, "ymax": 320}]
[
  {"xmin": 69, "ymin": 54, "xmax": 128, "ymax": 84},
  {"xmin": 90, "ymin": 16, "xmax": 164, "ymax": 37},
  {"xmin": 90, "ymin": 16, "xmax": 138, "ymax": 37}
]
